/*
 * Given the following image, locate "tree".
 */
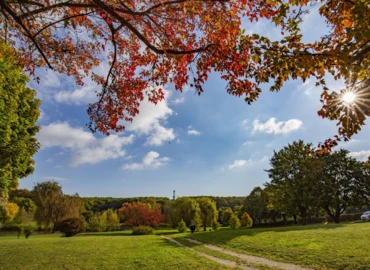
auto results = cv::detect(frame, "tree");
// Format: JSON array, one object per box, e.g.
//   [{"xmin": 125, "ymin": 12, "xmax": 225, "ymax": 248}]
[
  {"xmin": 197, "ymin": 198, "xmax": 218, "ymax": 231},
  {"xmin": 0, "ymin": 202, "xmax": 19, "ymax": 223},
  {"xmin": 118, "ymin": 201, "xmax": 164, "ymax": 228},
  {"xmin": 191, "ymin": 212, "xmax": 202, "ymax": 231},
  {"xmin": 318, "ymin": 149, "xmax": 370, "ymax": 223},
  {"xmin": 105, "ymin": 208, "xmax": 120, "ymax": 231},
  {"xmin": 228, "ymin": 213, "xmax": 240, "ymax": 230},
  {"xmin": 171, "ymin": 197, "xmax": 200, "ymax": 226},
  {"xmin": 13, "ymin": 197, "xmax": 36, "ymax": 214},
  {"xmin": 266, "ymin": 141, "xmax": 324, "ymax": 225},
  {"xmin": 240, "ymin": 212, "xmax": 253, "ymax": 228},
  {"xmin": 1, "ymin": 1, "xmax": 368, "ymax": 145},
  {"xmin": 220, "ymin": 208, "xmax": 233, "ymax": 226},
  {"xmin": 242, "ymin": 187, "xmax": 268, "ymax": 224},
  {"xmin": 177, "ymin": 219, "xmax": 187, "ymax": 233},
  {"xmin": 0, "ymin": 43, "xmax": 40, "ymax": 201},
  {"xmin": 87, "ymin": 212, "xmax": 107, "ymax": 232},
  {"xmin": 33, "ymin": 181, "xmax": 82, "ymax": 230}
]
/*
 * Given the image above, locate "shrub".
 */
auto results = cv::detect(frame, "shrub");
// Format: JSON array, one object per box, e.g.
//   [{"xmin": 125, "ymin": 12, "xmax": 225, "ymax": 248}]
[
  {"xmin": 240, "ymin": 212, "xmax": 253, "ymax": 228},
  {"xmin": 56, "ymin": 217, "xmax": 85, "ymax": 237},
  {"xmin": 211, "ymin": 218, "xmax": 220, "ymax": 230},
  {"xmin": 132, "ymin": 226, "xmax": 154, "ymax": 235},
  {"xmin": 229, "ymin": 214, "xmax": 241, "ymax": 230},
  {"xmin": 23, "ymin": 223, "xmax": 36, "ymax": 239},
  {"xmin": 177, "ymin": 219, "xmax": 187, "ymax": 233}
]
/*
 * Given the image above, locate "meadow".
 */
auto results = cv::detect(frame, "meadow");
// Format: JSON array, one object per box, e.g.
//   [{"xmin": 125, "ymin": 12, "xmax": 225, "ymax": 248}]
[
  {"xmin": 179, "ymin": 222, "xmax": 370, "ymax": 270},
  {"xmin": 1, "ymin": 223, "xmax": 370, "ymax": 270}
]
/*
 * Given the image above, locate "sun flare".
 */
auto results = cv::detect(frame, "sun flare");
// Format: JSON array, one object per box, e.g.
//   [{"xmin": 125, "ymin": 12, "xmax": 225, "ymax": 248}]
[{"xmin": 342, "ymin": 92, "xmax": 356, "ymax": 105}]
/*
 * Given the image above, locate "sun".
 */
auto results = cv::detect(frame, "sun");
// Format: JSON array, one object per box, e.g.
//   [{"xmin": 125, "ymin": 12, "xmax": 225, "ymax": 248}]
[{"xmin": 342, "ymin": 91, "xmax": 356, "ymax": 105}]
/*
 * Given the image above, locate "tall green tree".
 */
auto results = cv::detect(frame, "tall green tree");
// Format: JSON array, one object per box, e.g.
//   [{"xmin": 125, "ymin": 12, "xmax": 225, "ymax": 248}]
[
  {"xmin": 33, "ymin": 181, "xmax": 82, "ymax": 231},
  {"xmin": 0, "ymin": 42, "xmax": 40, "ymax": 203},
  {"xmin": 243, "ymin": 187, "xmax": 269, "ymax": 225},
  {"xmin": 171, "ymin": 197, "xmax": 200, "ymax": 227},
  {"xmin": 318, "ymin": 149, "xmax": 370, "ymax": 223},
  {"xmin": 197, "ymin": 198, "xmax": 218, "ymax": 231},
  {"xmin": 266, "ymin": 141, "xmax": 324, "ymax": 225}
]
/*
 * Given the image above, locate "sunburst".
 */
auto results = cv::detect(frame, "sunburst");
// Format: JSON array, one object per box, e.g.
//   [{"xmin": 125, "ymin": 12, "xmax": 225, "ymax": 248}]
[{"xmin": 342, "ymin": 91, "xmax": 356, "ymax": 105}]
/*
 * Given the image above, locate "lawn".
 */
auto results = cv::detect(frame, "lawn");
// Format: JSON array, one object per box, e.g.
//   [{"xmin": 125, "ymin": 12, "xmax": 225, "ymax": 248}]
[
  {"xmin": 180, "ymin": 222, "xmax": 370, "ymax": 270},
  {"xmin": 0, "ymin": 231, "xmax": 232, "ymax": 270}
]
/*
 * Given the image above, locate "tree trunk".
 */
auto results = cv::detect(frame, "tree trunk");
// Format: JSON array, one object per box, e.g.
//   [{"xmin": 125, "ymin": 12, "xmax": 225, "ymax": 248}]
[
  {"xmin": 282, "ymin": 214, "xmax": 287, "ymax": 225},
  {"xmin": 293, "ymin": 215, "xmax": 298, "ymax": 224},
  {"xmin": 324, "ymin": 207, "xmax": 341, "ymax": 224}
]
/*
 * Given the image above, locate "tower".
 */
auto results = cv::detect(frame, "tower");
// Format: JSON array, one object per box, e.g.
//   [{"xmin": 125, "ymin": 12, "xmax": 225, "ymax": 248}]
[{"xmin": 173, "ymin": 190, "xmax": 176, "ymax": 201}]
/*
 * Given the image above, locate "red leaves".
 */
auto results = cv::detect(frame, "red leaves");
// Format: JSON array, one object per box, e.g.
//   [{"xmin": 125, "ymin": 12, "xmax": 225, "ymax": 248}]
[{"xmin": 118, "ymin": 202, "xmax": 164, "ymax": 228}]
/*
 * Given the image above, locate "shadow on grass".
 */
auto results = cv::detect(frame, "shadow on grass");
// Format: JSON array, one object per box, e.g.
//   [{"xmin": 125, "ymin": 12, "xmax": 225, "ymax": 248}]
[
  {"xmin": 79, "ymin": 230, "xmax": 182, "ymax": 237},
  {"xmin": 174, "ymin": 223, "xmax": 350, "ymax": 246}
]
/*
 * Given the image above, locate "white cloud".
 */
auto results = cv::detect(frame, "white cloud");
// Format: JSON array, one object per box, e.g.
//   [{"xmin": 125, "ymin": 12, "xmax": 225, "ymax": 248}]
[
  {"xmin": 243, "ymin": 141, "xmax": 254, "ymax": 146},
  {"xmin": 125, "ymin": 90, "xmax": 176, "ymax": 146},
  {"xmin": 54, "ymin": 62, "xmax": 109, "ymax": 105},
  {"xmin": 122, "ymin": 163, "xmax": 144, "ymax": 171},
  {"xmin": 55, "ymin": 77, "xmax": 98, "ymax": 104},
  {"xmin": 228, "ymin": 160, "xmax": 249, "ymax": 170},
  {"xmin": 188, "ymin": 129, "xmax": 201, "ymax": 136},
  {"xmin": 122, "ymin": 151, "xmax": 169, "ymax": 170},
  {"xmin": 260, "ymin": 156, "xmax": 269, "ymax": 162},
  {"xmin": 37, "ymin": 122, "xmax": 134, "ymax": 167},
  {"xmin": 172, "ymin": 97, "xmax": 185, "ymax": 104},
  {"xmin": 253, "ymin": 118, "xmax": 303, "ymax": 135},
  {"xmin": 349, "ymin": 150, "xmax": 370, "ymax": 162}
]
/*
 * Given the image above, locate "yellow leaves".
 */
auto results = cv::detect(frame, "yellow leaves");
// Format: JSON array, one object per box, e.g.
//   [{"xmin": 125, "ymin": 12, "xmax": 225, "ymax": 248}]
[{"xmin": 1, "ymin": 202, "xmax": 19, "ymax": 222}]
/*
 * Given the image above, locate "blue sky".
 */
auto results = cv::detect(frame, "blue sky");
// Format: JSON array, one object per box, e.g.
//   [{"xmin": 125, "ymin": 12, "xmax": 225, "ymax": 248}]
[{"xmin": 20, "ymin": 8, "xmax": 370, "ymax": 198}]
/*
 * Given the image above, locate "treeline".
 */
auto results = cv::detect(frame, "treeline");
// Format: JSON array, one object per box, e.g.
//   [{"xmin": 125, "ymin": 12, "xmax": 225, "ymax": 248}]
[
  {"xmin": 1, "ymin": 140, "xmax": 369, "ymax": 237},
  {"xmin": 80, "ymin": 196, "xmax": 245, "ymax": 213}
]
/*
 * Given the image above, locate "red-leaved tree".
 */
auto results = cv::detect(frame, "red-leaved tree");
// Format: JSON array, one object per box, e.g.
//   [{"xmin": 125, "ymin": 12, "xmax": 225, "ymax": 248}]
[{"xmin": 118, "ymin": 201, "xmax": 164, "ymax": 228}]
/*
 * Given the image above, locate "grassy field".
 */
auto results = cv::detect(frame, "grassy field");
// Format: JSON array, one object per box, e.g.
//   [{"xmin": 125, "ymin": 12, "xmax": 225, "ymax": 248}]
[
  {"xmin": 180, "ymin": 222, "xmax": 370, "ymax": 270},
  {"xmin": 1, "ymin": 223, "xmax": 370, "ymax": 270},
  {"xmin": 0, "ymin": 231, "xmax": 232, "ymax": 270}
]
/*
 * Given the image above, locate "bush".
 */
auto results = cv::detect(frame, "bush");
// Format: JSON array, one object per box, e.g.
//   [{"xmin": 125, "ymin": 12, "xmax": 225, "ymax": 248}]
[
  {"xmin": 177, "ymin": 219, "xmax": 187, "ymax": 233},
  {"xmin": 132, "ymin": 226, "xmax": 154, "ymax": 235},
  {"xmin": 87, "ymin": 212, "xmax": 107, "ymax": 232},
  {"xmin": 211, "ymin": 218, "xmax": 220, "ymax": 230},
  {"xmin": 23, "ymin": 223, "xmax": 36, "ymax": 239},
  {"xmin": 240, "ymin": 212, "xmax": 253, "ymax": 228},
  {"xmin": 56, "ymin": 217, "xmax": 85, "ymax": 237},
  {"xmin": 229, "ymin": 214, "xmax": 241, "ymax": 230}
]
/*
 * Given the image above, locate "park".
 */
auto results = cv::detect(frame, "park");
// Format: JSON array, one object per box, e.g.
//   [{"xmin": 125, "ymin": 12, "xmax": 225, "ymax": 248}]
[{"xmin": 1, "ymin": 0, "xmax": 370, "ymax": 269}]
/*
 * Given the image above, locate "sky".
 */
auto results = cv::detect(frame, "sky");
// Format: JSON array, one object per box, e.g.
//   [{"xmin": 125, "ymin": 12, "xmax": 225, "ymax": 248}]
[{"xmin": 20, "ymin": 6, "xmax": 370, "ymax": 198}]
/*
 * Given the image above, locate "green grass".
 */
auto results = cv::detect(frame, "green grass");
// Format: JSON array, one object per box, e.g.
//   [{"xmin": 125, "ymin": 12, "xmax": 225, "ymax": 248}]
[
  {"xmin": 181, "ymin": 222, "xmax": 370, "ymax": 270},
  {"xmin": 174, "ymin": 238, "xmax": 279, "ymax": 270},
  {"xmin": 0, "ymin": 231, "xmax": 232, "ymax": 270}
]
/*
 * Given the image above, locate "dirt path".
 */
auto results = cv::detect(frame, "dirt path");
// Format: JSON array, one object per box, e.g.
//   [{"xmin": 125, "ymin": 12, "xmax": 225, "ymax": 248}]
[
  {"xmin": 186, "ymin": 238, "xmax": 312, "ymax": 270},
  {"xmin": 162, "ymin": 236, "xmax": 257, "ymax": 270}
]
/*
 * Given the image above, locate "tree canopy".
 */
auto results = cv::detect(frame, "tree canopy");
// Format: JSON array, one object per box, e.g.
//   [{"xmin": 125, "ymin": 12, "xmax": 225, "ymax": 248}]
[
  {"xmin": 0, "ymin": 42, "xmax": 40, "ymax": 202},
  {"xmin": 266, "ymin": 140, "xmax": 324, "ymax": 224},
  {"xmin": 0, "ymin": 0, "xmax": 368, "ymax": 147},
  {"xmin": 318, "ymin": 149, "xmax": 370, "ymax": 223}
]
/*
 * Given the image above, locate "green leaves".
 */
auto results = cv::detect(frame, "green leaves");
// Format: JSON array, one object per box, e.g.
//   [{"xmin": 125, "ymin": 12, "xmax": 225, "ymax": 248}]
[{"xmin": 0, "ymin": 43, "xmax": 40, "ymax": 197}]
